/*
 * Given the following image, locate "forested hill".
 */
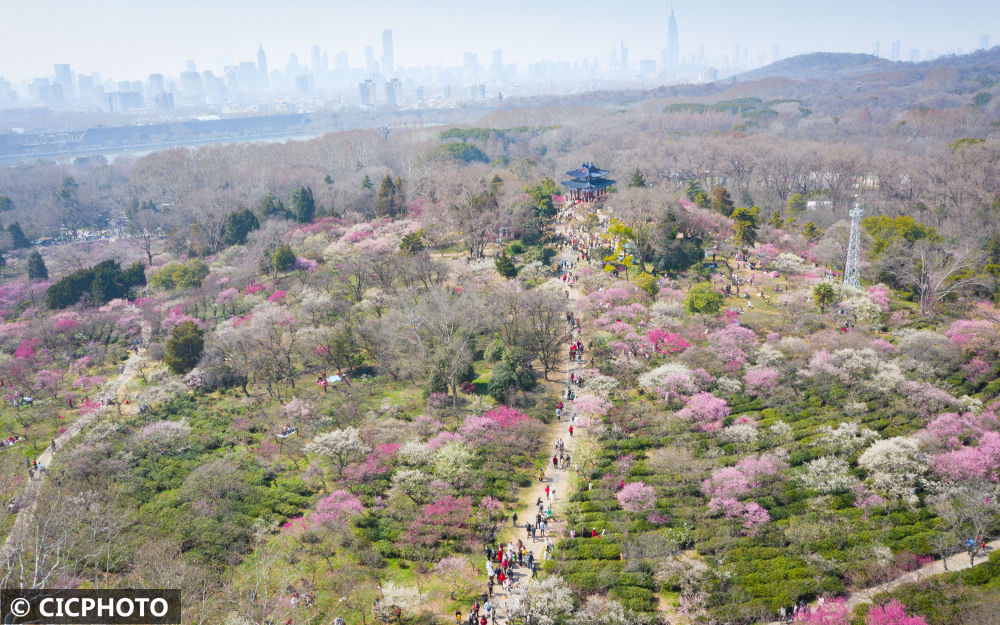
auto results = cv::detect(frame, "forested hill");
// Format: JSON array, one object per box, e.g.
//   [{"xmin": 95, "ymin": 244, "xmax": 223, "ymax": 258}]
[{"xmin": 734, "ymin": 47, "xmax": 1000, "ymax": 83}]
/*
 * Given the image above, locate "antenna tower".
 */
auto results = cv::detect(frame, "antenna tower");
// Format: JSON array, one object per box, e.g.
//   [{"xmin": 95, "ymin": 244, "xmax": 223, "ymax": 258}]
[{"xmin": 844, "ymin": 202, "xmax": 864, "ymax": 288}]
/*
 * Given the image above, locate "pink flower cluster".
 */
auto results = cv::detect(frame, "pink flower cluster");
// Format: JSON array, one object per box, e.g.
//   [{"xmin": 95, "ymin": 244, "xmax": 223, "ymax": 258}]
[
  {"xmin": 646, "ymin": 328, "xmax": 691, "ymax": 354},
  {"xmin": 708, "ymin": 324, "xmax": 758, "ymax": 367},
  {"xmin": 932, "ymin": 431, "xmax": 1000, "ymax": 482},
  {"xmin": 744, "ymin": 367, "xmax": 779, "ymax": 396},
  {"xmin": 865, "ymin": 599, "xmax": 929, "ymax": 625},
  {"xmin": 617, "ymin": 481, "xmax": 657, "ymax": 513},
  {"xmin": 310, "ymin": 490, "xmax": 364, "ymax": 528},
  {"xmin": 267, "ymin": 290, "xmax": 287, "ymax": 303},
  {"xmin": 215, "ymin": 288, "xmax": 239, "ymax": 303},
  {"xmin": 677, "ymin": 392, "xmax": 730, "ymax": 432},
  {"xmin": 344, "ymin": 443, "xmax": 399, "ymax": 481}
]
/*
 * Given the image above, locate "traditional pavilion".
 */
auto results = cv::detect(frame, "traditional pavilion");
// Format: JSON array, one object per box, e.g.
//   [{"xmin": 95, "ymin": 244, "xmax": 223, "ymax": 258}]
[{"xmin": 562, "ymin": 162, "xmax": 615, "ymax": 202}]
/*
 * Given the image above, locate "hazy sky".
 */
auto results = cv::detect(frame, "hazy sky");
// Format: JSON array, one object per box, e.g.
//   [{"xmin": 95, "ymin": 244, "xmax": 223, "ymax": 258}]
[{"xmin": 0, "ymin": 0, "xmax": 996, "ymax": 81}]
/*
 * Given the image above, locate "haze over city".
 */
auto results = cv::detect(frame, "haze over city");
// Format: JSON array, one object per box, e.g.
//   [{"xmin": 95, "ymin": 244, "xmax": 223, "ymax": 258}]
[{"xmin": 1, "ymin": 0, "xmax": 996, "ymax": 81}]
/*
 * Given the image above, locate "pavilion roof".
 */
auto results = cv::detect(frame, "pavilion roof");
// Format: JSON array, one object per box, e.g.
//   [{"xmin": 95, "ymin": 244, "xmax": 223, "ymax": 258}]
[
  {"xmin": 565, "ymin": 162, "xmax": 611, "ymax": 179},
  {"xmin": 562, "ymin": 177, "xmax": 616, "ymax": 191}
]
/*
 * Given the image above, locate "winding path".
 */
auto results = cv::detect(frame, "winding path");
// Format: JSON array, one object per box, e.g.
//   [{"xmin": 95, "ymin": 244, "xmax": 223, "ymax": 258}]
[{"xmin": 2, "ymin": 324, "xmax": 148, "ymax": 557}]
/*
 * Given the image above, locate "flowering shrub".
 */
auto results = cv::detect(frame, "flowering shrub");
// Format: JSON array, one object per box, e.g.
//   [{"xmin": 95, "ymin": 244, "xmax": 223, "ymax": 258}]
[
  {"xmin": 867, "ymin": 285, "xmax": 890, "ymax": 311},
  {"xmin": 702, "ymin": 467, "xmax": 751, "ymax": 499},
  {"xmin": 267, "ymin": 290, "xmax": 287, "ymax": 303},
  {"xmin": 14, "ymin": 338, "xmax": 39, "ymax": 359},
  {"xmin": 792, "ymin": 597, "xmax": 848, "ymax": 624},
  {"xmin": 865, "ymin": 599, "xmax": 929, "ymax": 625},
  {"xmin": 708, "ymin": 325, "xmax": 757, "ymax": 366},
  {"xmin": 215, "ymin": 288, "xmax": 239, "ymax": 303},
  {"xmin": 931, "ymin": 431, "xmax": 1000, "ymax": 482},
  {"xmin": 743, "ymin": 367, "xmax": 779, "ymax": 396},
  {"xmin": 573, "ymin": 393, "xmax": 612, "ymax": 419},
  {"xmin": 638, "ymin": 362, "xmax": 697, "ymax": 399},
  {"xmin": 646, "ymin": 328, "xmax": 690, "ymax": 354},
  {"xmin": 797, "ymin": 457, "xmax": 854, "ymax": 493},
  {"xmin": 677, "ymin": 392, "xmax": 730, "ymax": 432},
  {"xmin": 858, "ymin": 437, "xmax": 927, "ymax": 500},
  {"xmin": 409, "ymin": 495, "xmax": 474, "ymax": 550},
  {"xmin": 617, "ymin": 481, "xmax": 656, "ymax": 513},
  {"xmin": 310, "ymin": 490, "xmax": 364, "ymax": 527}
]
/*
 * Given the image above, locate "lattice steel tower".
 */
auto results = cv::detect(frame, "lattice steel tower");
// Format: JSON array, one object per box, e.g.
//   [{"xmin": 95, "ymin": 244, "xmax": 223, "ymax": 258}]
[{"xmin": 844, "ymin": 202, "xmax": 864, "ymax": 288}]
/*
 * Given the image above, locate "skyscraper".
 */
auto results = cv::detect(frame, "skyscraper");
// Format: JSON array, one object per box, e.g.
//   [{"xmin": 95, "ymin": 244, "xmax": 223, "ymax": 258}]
[
  {"xmin": 385, "ymin": 78, "xmax": 401, "ymax": 107},
  {"xmin": 890, "ymin": 40, "xmax": 901, "ymax": 61},
  {"xmin": 872, "ymin": 41, "xmax": 880, "ymax": 57},
  {"xmin": 620, "ymin": 41, "xmax": 629, "ymax": 73},
  {"xmin": 53, "ymin": 64, "xmax": 74, "ymax": 99},
  {"xmin": 980, "ymin": 34, "xmax": 991, "ymax": 50},
  {"xmin": 359, "ymin": 79, "xmax": 376, "ymax": 107},
  {"xmin": 365, "ymin": 46, "xmax": 379, "ymax": 74},
  {"xmin": 382, "ymin": 30, "xmax": 395, "ymax": 75},
  {"xmin": 257, "ymin": 45, "xmax": 269, "ymax": 89},
  {"xmin": 667, "ymin": 9, "xmax": 679, "ymax": 68}
]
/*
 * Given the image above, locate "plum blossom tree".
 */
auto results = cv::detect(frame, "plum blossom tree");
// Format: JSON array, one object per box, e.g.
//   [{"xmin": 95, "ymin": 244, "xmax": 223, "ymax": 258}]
[
  {"xmin": 743, "ymin": 367, "xmax": 779, "ymax": 396},
  {"xmin": 433, "ymin": 555, "xmax": 477, "ymax": 600},
  {"xmin": 617, "ymin": 481, "xmax": 656, "ymax": 513},
  {"xmin": 797, "ymin": 457, "xmax": 855, "ymax": 493},
  {"xmin": 865, "ymin": 599, "xmax": 929, "ymax": 625},
  {"xmin": 305, "ymin": 427, "xmax": 370, "ymax": 477},
  {"xmin": 638, "ymin": 362, "xmax": 697, "ymax": 399},
  {"xmin": 574, "ymin": 393, "xmax": 612, "ymax": 422},
  {"xmin": 310, "ymin": 490, "xmax": 364, "ymax": 528},
  {"xmin": 792, "ymin": 597, "xmax": 848, "ymax": 624},
  {"xmin": 508, "ymin": 575, "xmax": 574, "ymax": 625},
  {"xmin": 858, "ymin": 437, "xmax": 928, "ymax": 501},
  {"xmin": 677, "ymin": 392, "xmax": 730, "ymax": 432}
]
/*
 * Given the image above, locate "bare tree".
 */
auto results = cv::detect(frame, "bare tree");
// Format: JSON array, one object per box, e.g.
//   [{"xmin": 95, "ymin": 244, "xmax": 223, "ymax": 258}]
[{"xmin": 902, "ymin": 242, "xmax": 986, "ymax": 314}]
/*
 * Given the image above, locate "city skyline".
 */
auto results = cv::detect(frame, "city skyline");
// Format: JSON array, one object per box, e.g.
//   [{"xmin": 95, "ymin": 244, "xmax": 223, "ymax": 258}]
[{"xmin": 1, "ymin": 0, "xmax": 997, "ymax": 82}]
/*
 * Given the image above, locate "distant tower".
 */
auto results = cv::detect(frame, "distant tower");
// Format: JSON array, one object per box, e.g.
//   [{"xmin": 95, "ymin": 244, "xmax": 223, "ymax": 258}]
[
  {"xmin": 382, "ymin": 30, "xmax": 395, "ymax": 75},
  {"xmin": 620, "ymin": 41, "xmax": 629, "ymax": 73},
  {"xmin": 667, "ymin": 8, "xmax": 679, "ymax": 68},
  {"xmin": 257, "ymin": 45, "xmax": 269, "ymax": 89},
  {"xmin": 844, "ymin": 203, "xmax": 864, "ymax": 288},
  {"xmin": 980, "ymin": 34, "xmax": 990, "ymax": 50}
]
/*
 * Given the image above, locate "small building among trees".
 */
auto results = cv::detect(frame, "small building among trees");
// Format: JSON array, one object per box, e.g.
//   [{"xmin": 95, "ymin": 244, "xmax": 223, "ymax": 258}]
[{"xmin": 562, "ymin": 163, "xmax": 615, "ymax": 202}]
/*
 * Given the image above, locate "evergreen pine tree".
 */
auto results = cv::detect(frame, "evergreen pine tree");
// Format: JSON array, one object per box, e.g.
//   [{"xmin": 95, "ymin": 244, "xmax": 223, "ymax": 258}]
[
  {"xmin": 26, "ymin": 249, "xmax": 48, "ymax": 280},
  {"xmin": 290, "ymin": 187, "xmax": 315, "ymax": 223},
  {"xmin": 8, "ymin": 222, "xmax": 30, "ymax": 249},
  {"xmin": 628, "ymin": 167, "xmax": 647, "ymax": 188}
]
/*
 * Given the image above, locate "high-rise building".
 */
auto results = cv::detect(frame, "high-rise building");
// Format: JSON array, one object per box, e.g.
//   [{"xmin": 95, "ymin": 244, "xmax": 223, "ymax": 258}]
[
  {"xmin": 382, "ymin": 30, "xmax": 395, "ymax": 75},
  {"xmin": 492, "ymin": 49, "xmax": 503, "ymax": 74},
  {"xmin": 872, "ymin": 41, "xmax": 880, "ymax": 57},
  {"xmin": 359, "ymin": 79, "xmax": 376, "ymax": 106},
  {"xmin": 667, "ymin": 9, "xmax": 679, "ymax": 68},
  {"xmin": 909, "ymin": 48, "xmax": 920, "ymax": 62},
  {"xmin": 148, "ymin": 73, "xmax": 165, "ymax": 96},
  {"xmin": 311, "ymin": 45, "xmax": 322, "ymax": 72},
  {"xmin": 619, "ymin": 41, "xmax": 629, "ymax": 73},
  {"xmin": 53, "ymin": 64, "xmax": 74, "ymax": 99},
  {"xmin": 385, "ymin": 78, "xmax": 401, "ymax": 106},
  {"xmin": 980, "ymin": 34, "xmax": 991, "ymax": 50},
  {"xmin": 365, "ymin": 46, "xmax": 379, "ymax": 74},
  {"xmin": 890, "ymin": 40, "xmax": 901, "ymax": 61},
  {"xmin": 257, "ymin": 45, "xmax": 269, "ymax": 89}
]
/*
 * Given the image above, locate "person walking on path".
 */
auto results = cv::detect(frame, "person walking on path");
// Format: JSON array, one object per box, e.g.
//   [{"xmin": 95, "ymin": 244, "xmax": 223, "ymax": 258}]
[{"xmin": 568, "ymin": 425, "xmax": 573, "ymax": 437}]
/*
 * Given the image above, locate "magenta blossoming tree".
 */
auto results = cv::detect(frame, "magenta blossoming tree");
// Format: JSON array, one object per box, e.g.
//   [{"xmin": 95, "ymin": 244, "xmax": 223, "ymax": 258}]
[
  {"xmin": 792, "ymin": 597, "xmax": 848, "ymax": 624},
  {"xmin": 310, "ymin": 490, "xmax": 364, "ymax": 528},
  {"xmin": 865, "ymin": 599, "xmax": 929, "ymax": 625}
]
